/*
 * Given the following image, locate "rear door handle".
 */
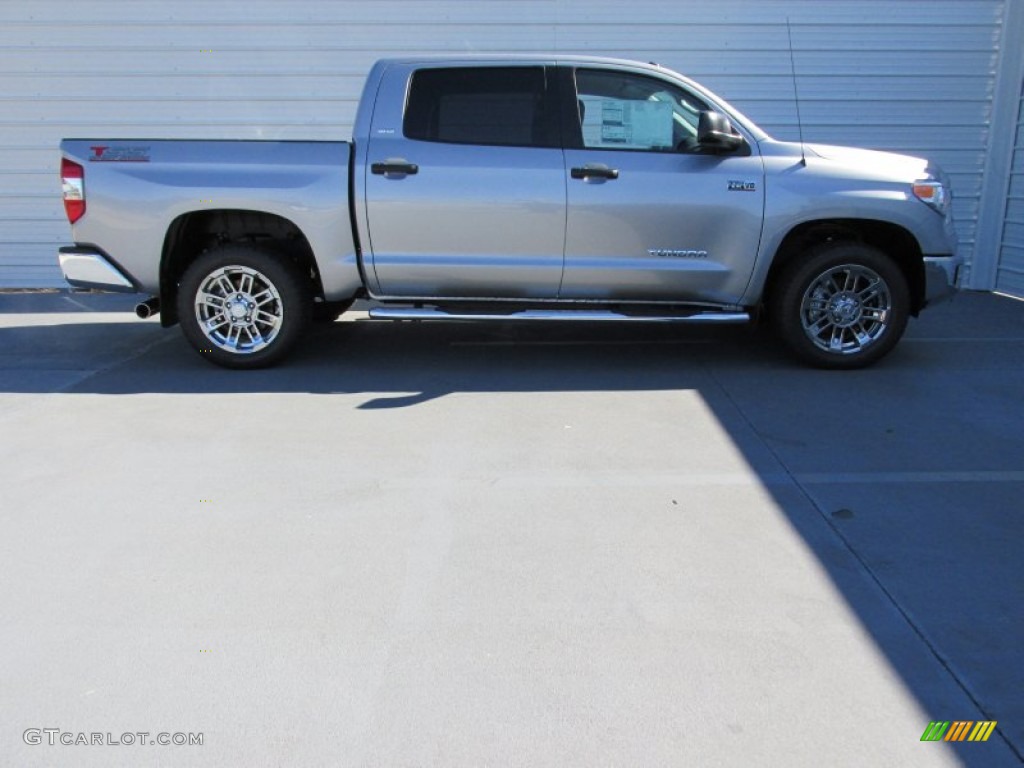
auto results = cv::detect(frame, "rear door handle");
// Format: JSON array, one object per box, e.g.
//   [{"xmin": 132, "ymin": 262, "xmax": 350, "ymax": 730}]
[
  {"xmin": 570, "ymin": 164, "xmax": 619, "ymax": 180},
  {"xmin": 371, "ymin": 160, "xmax": 419, "ymax": 176}
]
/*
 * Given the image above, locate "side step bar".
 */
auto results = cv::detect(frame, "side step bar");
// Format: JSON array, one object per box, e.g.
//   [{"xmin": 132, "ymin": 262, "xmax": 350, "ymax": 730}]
[{"xmin": 368, "ymin": 307, "xmax": 750, "ymax": 324}]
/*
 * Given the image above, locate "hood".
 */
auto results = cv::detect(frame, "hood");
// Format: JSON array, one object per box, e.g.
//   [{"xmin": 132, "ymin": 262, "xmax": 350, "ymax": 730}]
[{"xmin": 804, "ymin": 143, "xmax": 931, "ymax": 181}]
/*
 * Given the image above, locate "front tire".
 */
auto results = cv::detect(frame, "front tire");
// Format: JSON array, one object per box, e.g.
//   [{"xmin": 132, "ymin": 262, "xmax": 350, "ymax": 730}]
[
  {"xmin": 177, "ymin": 245, "xmax": 312, "ymax": 369},
  {"xmin": 770, "ymin": 242, "xmax": 909, "ymax": 369}
]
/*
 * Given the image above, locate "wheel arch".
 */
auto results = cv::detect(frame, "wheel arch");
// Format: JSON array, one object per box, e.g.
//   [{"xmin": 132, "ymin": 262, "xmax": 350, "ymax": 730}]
[
  {"xmin": 764, "ymin": 219, "xmax": 926, "ymax": 317},
  {"xmin": 159, "ymin": 209, "xmax": 324, "ymax": 327}
]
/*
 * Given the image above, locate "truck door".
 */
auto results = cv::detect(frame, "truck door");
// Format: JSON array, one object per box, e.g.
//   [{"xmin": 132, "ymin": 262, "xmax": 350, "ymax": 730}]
[
  {"xmin": 362, "ymin": 64, "xmax": 566, "ymax": 299},
  {"xmin": 559, "ymin": 66, "xmax": 765, "ymax": 304}
]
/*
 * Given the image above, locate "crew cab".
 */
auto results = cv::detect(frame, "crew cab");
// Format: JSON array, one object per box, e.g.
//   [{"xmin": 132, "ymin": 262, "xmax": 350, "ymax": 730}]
[{"xmin": 58, "ymin": 56, "xmax": 961, "ymax": 369}]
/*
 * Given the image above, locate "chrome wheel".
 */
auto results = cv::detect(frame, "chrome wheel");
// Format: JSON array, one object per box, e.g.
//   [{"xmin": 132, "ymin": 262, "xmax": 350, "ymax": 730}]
[
  {"xmin": 800, "ymin": 263, "xmax": 892, "ymax": 356},
  {"xmin": 194, "ymin": 265, "xmax": 283, "ymax": 354}
]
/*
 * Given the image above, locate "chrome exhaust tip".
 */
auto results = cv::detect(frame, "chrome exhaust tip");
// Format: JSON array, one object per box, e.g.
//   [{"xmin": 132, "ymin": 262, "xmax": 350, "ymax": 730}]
[{"xmin": 135, "ymin": 297, "xmax": 160, "ymax": 319}]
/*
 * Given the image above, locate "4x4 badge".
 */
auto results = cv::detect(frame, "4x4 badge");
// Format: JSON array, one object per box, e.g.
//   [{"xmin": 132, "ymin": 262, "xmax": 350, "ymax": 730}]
[{"xmin": 728, "ymin": 180, "xmax": 757, "ymax": 192}]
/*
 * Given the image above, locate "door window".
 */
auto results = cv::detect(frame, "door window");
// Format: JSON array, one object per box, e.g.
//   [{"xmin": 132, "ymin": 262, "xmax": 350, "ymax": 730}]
[
  {"xmin": 572, "ymin": 69, "xmax": 710, "ymax": 152},
  {"xmin": 404, "ymin": 67, "xmax": 558, "ymax": 148}
]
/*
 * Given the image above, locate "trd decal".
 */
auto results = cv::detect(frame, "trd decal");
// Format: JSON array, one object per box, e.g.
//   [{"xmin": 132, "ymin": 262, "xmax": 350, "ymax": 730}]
[{"xmin": 89, "ymin": 145, "xmax": 151, "ymax": 162}]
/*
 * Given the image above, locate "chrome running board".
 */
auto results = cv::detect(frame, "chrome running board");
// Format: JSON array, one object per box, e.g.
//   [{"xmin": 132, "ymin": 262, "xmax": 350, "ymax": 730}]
[{"xmin": 368, "ymin": 307, "xmax": 750, "ymax": 324}]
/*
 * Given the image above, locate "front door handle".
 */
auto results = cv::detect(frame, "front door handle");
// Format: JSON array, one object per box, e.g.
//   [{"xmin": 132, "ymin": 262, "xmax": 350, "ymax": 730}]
[
  {"xmin": 571, "ymin": 164, "xmax": 619, "ymax": 180},
  {"xmin": 371, "ymin": 160, "xmax": 419, "ymax": 176}
]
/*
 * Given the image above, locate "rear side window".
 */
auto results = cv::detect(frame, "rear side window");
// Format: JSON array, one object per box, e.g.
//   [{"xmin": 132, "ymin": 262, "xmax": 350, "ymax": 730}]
[{"xmin": 404, "ymin": 67, "xmax": 558, "ymax": 148}]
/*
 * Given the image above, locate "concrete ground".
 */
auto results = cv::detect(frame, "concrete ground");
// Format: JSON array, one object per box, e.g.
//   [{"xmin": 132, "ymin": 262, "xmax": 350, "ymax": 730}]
[{"xmin": 0, "ymin": 289, "xmax": 1021, "ymax": 767}]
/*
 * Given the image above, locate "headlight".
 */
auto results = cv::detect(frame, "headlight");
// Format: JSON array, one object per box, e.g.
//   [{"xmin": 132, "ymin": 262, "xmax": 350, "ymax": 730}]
[{"xmin": 913, "ymin": 180, "xmax": 949, "ymax": 216}]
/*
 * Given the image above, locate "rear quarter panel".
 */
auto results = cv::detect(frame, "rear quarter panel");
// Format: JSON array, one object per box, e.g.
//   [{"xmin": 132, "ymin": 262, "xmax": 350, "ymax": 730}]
[{"xmin": 60, "ymin": 140, "xmax": 361, "ymax": 300}]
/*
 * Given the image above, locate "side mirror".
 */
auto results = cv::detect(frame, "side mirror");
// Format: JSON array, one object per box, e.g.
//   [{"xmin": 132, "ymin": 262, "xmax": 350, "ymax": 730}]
[{"xmin": 697, "ymin": 111, "xmax": 744, "ymax": 152}]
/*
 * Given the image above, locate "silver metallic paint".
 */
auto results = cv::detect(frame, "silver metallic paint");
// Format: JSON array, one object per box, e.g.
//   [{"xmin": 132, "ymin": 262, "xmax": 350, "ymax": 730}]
[
  {"xmin": 58, "ymin": 247, "xmax": 135, "ymax": 291},
  {"xmin": 561, "ymin": 147, "xmax": 765, "ymax": 303},
  {"xmin": 358, "ymin": 59, "xmax": 568, "ymax": 299},
  {"xmin": 923, "ymin": 256, "xmax": 961, "ymax": 304},
  {"xmin": 60, "ymin": 140, "xmax": 362, "ymax": 301},
  {"xmin": 742, "ymin": 139, "xmax": 960, "ymax": 306},
  {"xmin": 61, "ymin": 55, "xmax": 959, "ymax": 315}
]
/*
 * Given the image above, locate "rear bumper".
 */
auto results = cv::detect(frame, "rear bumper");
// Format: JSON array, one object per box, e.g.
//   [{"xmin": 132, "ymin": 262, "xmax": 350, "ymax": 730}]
[
  {"xmin": 923, "ymin": 254, "xmax": 962, "ymax": 307},
  {"xmin": 58, "ymin": 246, "xmax": 136, "ymax": 292}
]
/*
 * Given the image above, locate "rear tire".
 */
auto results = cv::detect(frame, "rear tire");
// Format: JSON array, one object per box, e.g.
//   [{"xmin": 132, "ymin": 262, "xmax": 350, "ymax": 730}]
[
  {"xmin": 769, "ymin": 242, "xmax": 909, "ymax": 369},
  {"xmin": 177, "ymin": 244, "xmax": 312, "ymax": 369}
]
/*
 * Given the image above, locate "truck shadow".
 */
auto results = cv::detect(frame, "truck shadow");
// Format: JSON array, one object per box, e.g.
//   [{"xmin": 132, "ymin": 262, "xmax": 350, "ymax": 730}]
[{"xmin": 0, "ymin": 315, "xmax": 780, "ymax": 399}]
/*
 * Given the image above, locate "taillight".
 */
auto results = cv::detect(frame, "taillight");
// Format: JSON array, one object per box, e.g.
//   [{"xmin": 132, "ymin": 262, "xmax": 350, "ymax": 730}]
[{"xmin": 61, "ymin": 157, "xmax": 85, "ymax": 223}]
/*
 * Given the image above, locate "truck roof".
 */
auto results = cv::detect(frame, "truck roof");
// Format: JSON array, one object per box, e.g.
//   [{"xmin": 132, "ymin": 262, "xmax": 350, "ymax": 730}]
[{"xmin": 373, "ymin": 54, "xmax": 671, "ymax": 71}]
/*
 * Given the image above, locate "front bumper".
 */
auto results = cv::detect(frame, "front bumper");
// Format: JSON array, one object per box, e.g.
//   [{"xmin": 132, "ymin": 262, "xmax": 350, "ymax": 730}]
[
  {"xmin": 923, "ymin": 254, "xmax": 962, "ymax": 307},
  {"xmin": 58, "ymin": 246, "xmax": 136, "ymax": 293}
]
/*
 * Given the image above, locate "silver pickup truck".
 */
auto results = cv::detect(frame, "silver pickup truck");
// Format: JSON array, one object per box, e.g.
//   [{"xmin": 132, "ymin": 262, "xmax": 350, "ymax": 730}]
[{"xmin": 59, "ymin": 55, "xmax": 960, "ymax": 369}]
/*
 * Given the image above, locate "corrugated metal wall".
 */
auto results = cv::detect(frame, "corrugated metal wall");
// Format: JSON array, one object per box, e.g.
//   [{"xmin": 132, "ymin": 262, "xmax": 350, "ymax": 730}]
[
  {"xmin": 0, "ymin": 0, "xmax": 1009, "ymax": 288},
  {"xmin": 995, "ymin": 71, "xmax": 1024, "ymax": 295}
]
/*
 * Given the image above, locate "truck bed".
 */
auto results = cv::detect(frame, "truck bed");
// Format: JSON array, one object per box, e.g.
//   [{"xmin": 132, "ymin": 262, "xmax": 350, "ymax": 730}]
[{"xmin": 59, "ymin": 139, "xmax": 362, "ymax": 300}]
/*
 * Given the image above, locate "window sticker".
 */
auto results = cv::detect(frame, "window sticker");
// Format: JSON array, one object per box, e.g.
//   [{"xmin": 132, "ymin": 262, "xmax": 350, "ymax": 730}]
[{"xmin": 581, "ymin": 97, "xmax": 673, "ymax": 150}]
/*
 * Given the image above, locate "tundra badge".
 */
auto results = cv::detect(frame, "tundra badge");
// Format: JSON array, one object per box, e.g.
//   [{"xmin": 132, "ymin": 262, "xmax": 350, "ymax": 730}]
[{"xmin": 648, "ymin": 249, "xmax": 709, "ymax": 259}]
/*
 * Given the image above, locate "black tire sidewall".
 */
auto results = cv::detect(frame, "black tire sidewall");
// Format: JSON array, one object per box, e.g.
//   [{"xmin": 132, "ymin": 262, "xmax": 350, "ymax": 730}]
[
  {"xmin": 177, "ymin": 245, "xmax": 311, "ymax": 369},
  {"xmin": 770, "ymin": 243, "xmax": 910, "ymax": 369}
]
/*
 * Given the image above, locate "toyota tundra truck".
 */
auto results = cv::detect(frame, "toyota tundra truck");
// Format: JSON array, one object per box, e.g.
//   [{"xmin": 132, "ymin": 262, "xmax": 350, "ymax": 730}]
[{"xmin": 58, "ymin": 55, "xmax": 961, "ymax": 369}]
